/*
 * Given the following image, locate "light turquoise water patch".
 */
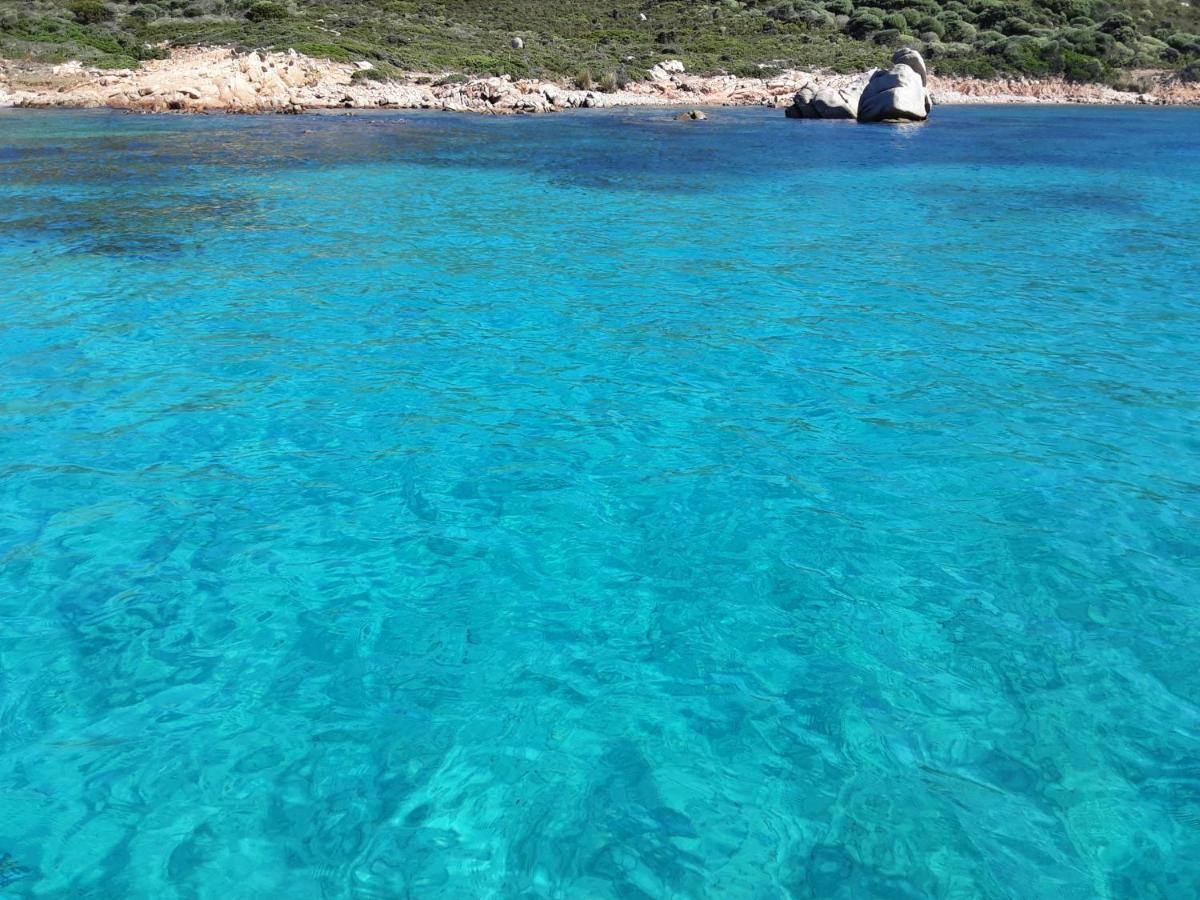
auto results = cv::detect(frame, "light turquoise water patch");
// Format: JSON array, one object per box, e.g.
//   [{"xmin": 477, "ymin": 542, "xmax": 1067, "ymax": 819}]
[{"xmin": 1, "ymin": 106, "xmax": 1199, "ymax": 898}]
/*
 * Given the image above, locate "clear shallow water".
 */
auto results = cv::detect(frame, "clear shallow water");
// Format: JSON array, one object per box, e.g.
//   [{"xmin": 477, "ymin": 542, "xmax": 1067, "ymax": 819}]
[{"xmin": 1, "ymin": 104, "xmax": 1199, "ymax": 898}]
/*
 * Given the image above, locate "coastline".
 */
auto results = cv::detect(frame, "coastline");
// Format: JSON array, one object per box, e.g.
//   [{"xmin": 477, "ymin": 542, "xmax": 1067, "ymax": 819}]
[{"xmin": 3, "ymin": 47, "xmax": 1198, "ymax": 115}]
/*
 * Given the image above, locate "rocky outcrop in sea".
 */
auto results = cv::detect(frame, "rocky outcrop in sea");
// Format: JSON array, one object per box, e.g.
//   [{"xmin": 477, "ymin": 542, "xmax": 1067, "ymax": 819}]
[
  {"xmin": 785, "ymin": 48, "xmax": 933, "ymax": 123},
  {"xmin": 857, "ymin": 48, "xmax": 933, "ymax": 123}
]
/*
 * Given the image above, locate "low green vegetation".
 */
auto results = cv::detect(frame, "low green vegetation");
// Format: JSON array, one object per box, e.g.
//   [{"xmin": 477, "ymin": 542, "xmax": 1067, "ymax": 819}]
[{"xmin": 2, "ymin": 0, "xmax": 1198, "ymax": 80}]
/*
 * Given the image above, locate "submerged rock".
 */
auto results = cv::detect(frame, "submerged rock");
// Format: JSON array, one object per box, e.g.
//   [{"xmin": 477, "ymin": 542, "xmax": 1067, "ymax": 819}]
[{"xmin": 674, "ymin": 109, "xmax": 707, "ymax": 120}]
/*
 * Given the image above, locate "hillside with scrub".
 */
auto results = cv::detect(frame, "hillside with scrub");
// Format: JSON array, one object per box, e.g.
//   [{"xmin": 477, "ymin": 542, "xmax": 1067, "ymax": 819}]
[{"xmin": 2, "ymin": 0, "xmax": 1199, "ymax": 84}]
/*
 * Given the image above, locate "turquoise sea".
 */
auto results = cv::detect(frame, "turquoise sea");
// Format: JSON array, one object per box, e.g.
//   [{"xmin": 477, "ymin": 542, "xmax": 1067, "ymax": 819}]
[{"xmin": 1, "ymin": 105, "xmax": 1199, "ymax": 898}]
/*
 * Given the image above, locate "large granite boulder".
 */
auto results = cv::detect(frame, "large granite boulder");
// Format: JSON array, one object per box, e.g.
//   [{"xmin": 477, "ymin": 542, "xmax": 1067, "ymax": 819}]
[
  {"xmin": 812, "ymin": 86, "xmax": 858, "ymax": 119},
  {"xmin": 785, "ymin": 86, "xmax": 817, "ymax": 118},
  {"xmin": 857, "ymin": 48, "xmax": 932, "ymax": 123},
  {"xmin": 785, "ymin": 84, "xmax": 858, "ymax": 119},
  {"xmin": 649, "ymin": 59, "xmax": 686, "ymax": 82},
  {"xmin": 891, "ymin": 47, "xmax": 928, "ymax": 86}
]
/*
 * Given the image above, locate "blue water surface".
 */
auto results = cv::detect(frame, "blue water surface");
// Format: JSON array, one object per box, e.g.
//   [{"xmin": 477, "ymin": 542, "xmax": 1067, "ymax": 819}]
[{"xmin": 1, "ymin": 105, "xmax": 1199, "ymax": 898}]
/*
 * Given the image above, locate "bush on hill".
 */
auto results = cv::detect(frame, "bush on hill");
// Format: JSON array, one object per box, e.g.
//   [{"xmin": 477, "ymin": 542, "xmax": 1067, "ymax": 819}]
[
  {"xmin": 245, "ymin": 1, "xmax": 286, "ymax": 23},
  {"xmin": 68, "ymin": 0, "xmax": 114, "ymax": 24}
]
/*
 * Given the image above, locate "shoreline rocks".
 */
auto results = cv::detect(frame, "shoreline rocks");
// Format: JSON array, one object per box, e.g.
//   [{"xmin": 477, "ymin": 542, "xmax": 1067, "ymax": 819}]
[{"xmin": 1, "ymin": 48, "xmax": 1197, "ymax": 115}]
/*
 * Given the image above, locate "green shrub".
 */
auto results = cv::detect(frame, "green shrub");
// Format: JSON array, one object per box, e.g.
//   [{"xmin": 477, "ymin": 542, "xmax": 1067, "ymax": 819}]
[
  {"xmin": 916, "ymin": 15, "xmax": 944, "ymax": 36},
  {"xmin": 617, "ymin": 66, "xmax": 646, "ymax": 86},
  {"xmin": 1042, "ymin": 0, "xmax": 1093, "ymax": 20},
  {"xmin": 1104, "ymin": 40, "xmax": 1136, "ymax": 67},
  {"xmin": 823, "ymin": 0, "xmax": 853, "ymax": 14},
  {"xmin": 1059, "ymin": 48, "xmax": 1105, "ymax": 80},
  {"xmin": 1103, "ymin": 23, "xmax": 1138, "ymax": 44},
  {"xmin": 882, "ymin": 11, "xmax": 908, "ymax": 30},
  {"xmin": 943, "ymin": 18, "xmax": 976, "ymax": 40},
  {"xmin": 1061, "ymin": 26, "xmax": 1107, "ymax": 55},
  {"xmin": 69, "ymin": 0, "xmax": 115, "ymax": 24},
  {"xmin": 974, "ymin": 1, "xmax": 1027, "ymax": 29},
  {"xmin": 845, "ymin": 10, "xmax": 883, "ymax": 36},
  {"xmin": 1001, "ymin": 34, "xmax": 1052, "ymax": 71},
  {"xmin": 799, "ymin": 7, "xmax": 834, "ymax": 26},
  {"xmin": 1098, "ymin": 13, "xmax": 1134, "ymax": 35},
  {"xmin": 928, "ymin": 39, "xmax": 972, "ymax": 56},
  {"xmin": 1002, "ymin": 17, "xmax": 1033, "ymax": 34},
  {"xmin": 1167, "ymin": 32, "xmax": 1200, "ymax": 55},
  {"xmin": 935, "ymin": 54, "xmax": 1000, "ymax": 75},
  {"xmin": 245, "ymin": 1, "xmax": 286, "ymax": 22},
  {"xmin": 128, "ymin": 3, "xmax": 161, "ymax": 21},
  {"xmin": 765, "ymin": 2, "xmax": 797, "ymax": 21},
  {"xmin": 728, "ymin": 60, "xmax": 761, "ymax": 76},
  {"xmin": 350, "ymin": 63, "xmax": 402, "ymax": 82},
  {"xmin": 458, "ymin": 54, "xmax": 530, "ymax": 78}
]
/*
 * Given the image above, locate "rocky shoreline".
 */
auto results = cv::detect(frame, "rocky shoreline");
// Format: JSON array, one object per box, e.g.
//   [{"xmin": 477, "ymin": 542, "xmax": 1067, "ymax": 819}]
[{"xmin": 2, "ymin": 47, "xmax": 1198, "ymax": 115}]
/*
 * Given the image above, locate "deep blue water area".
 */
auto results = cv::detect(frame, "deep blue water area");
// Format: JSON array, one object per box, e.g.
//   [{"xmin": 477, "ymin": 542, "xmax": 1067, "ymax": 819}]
[{"xmin": 1, "ymin": 105, "xmax": 1199, "ymax": 897}]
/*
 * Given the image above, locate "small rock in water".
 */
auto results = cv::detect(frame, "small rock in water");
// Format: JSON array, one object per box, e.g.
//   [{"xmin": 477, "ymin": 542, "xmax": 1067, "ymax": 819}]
[{"xmin": 675, "ymin": 109, "xmax": 707, "ymax": 120}]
